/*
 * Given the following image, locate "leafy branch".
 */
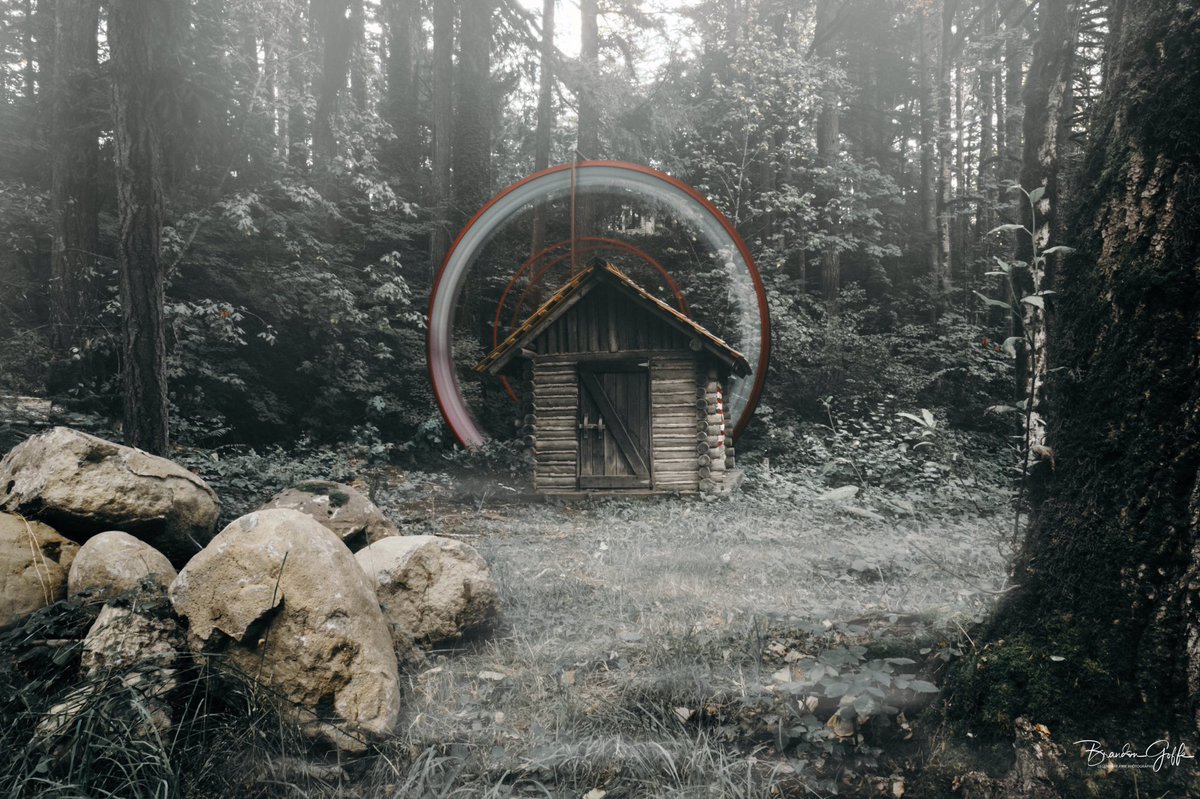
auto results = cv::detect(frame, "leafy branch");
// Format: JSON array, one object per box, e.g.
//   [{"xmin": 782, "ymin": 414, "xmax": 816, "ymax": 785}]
[{"xmin": 978, "ymin": 184, "xmax": 1074, "ymax": 549}]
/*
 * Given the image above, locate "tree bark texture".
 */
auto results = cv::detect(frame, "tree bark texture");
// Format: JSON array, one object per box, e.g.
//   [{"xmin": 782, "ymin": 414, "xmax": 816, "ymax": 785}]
[
  {"xmin": 530, "ymin": 0, "xmax": 556, "ymax": 259},
  {"xmin": 452, "ymin": 0, "xmax": 494, "ymax": 220},
  {"xmin": 1013, "ymin": 0, "xmax": 1082, "ymax": 459},
  {"xmin": 934, "ymin": 0, "xmax": 956, "ymax": 320},
  {"xmin": 977, "ymin": 2, "xmax": 996, "ymax": 244},
  {"xmin": 575, "ymin": 0, "xmax": 599, "ymax": 240},
  {"xmin": 1001, "ymin": 2, "xmax": 1024, "ymax": 207},
  {"xmin": 428, "ymin": 0, "xmax": 453, "ymax": 273},
  {"xmin": 22, "ymin": 0, "xmax": 36, "ymax": 101},
  {"xmin": 312, "ymin": 0, "xmax": 352, "ymax": 165},
  {"xmin": 109, "ymin": 0, "xmax": 171, "ymax": 455},
  {"xmin": 815, "ymin": 0, "xmax": 840, "ymax": 317},
  {"xmin": 48, "ymin": 0, "xmax": 100, "ymax": 366},
  {"xmin": 348, "ymin": 0, "xmax": 367, "ymax": 110},
  {"xmin": 918, "ymin": 3, "xmax": 939, "ymax": 317},
  {"xmin": 287, "ymin": 13, "xmax": 309, "ymax": 169},
  {"xmin": 384, "ymin": 0, "xmax": 418, "ymax": 186},
  {"xmin": 952, "ymin": 1, "xmax": 1200, "ymax": 735}
]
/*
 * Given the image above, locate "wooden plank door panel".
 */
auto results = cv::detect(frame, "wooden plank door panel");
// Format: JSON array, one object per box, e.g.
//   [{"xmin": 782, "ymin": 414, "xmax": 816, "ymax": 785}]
[{"xmin": 578, "ymin": 363, "xmax": 651, "ymax": 489}]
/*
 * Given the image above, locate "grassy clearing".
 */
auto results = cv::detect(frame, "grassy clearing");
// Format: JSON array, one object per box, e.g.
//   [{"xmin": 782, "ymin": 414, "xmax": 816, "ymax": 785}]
[
  {"xmin": 0, "ymin": 462, "xmax": 1012, "ymax": 798},
  {"xmin": 346, "ymin": 469, "xmax": 1011, "ymax": 797}
]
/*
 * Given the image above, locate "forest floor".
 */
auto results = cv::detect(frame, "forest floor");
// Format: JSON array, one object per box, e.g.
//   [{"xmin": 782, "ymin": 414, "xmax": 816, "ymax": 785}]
[
  {"xmin": 321, "ymin": 466, "xmax": 1015, "ymax": 798},
  {"xmin": 0, "ymin": 408, "xmax": 1025, "ymax": 796}
]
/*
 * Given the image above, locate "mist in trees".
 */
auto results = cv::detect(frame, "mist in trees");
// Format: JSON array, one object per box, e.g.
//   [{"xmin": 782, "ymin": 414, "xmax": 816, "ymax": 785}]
[
  {"xmin": 1, "ymin": 0, "xmax": 1095, "ymax": 456},
  {"xmin": 3, "ymin": 0, "xmax": 1200, "ymax": 784}
]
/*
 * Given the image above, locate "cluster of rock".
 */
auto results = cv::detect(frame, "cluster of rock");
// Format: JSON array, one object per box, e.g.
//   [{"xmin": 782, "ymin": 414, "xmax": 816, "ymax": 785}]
[{"xmin": 0, "ymin": 427, "xmax": 500, "ymax": 752}]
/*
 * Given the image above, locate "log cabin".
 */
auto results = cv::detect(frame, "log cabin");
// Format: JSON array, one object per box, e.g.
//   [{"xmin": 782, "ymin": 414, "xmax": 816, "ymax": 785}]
[{"xmin": 474, "ymin": 262, "xmax": 750, "ymax": 496}]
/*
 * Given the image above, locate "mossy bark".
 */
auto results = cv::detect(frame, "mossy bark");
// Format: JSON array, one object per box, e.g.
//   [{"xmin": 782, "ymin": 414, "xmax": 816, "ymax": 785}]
[{"xmin": 948, "ymin": 2, "xmax": 1200, "ymax": 735}]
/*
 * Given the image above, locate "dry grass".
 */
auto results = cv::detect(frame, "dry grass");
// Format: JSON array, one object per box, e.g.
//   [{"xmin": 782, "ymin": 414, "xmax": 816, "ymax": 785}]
[
  {"xmin": 350, "ymin": 473, "xmax": 1011, "ymax": 797},
  {"xmin": 0, "ymin": 469, "xmax": 1010, "ymax": 798}
]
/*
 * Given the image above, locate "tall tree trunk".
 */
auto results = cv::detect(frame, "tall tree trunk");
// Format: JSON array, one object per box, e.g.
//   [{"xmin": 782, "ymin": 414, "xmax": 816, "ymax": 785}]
[
  {"xmin": 815, "ymin": 0, "xmax": 840, "ymax": 317},
  {"xmin": 22, "ymin": 0, "xmax": 36, "ymax": 101},
  {"xmin": 31, "ymin": 0, "xmax": 56, "ymax": 179},
  {"xmin": 236, "ymin": 11, "xmax": 260, "ymax": 180},
  {"xmin": 348, "ymin": 0, "xmax": 366, "ymax": 110},
  {"xmin": 575, "ymin": 0, "xmax": 599, "ymax": 243},
  {"xmin": 530, "ymin": 0, "xmax": 556, "ymax": 258},
  {"xmin": 428, "ymin": 0, "xmax": 453, "ymax": 273},
  {"xmin": 1013, "ymin": 0, "xmax": 1082, "ymax": 470},
  {"xmin": 953, "ymin": 58, "xmax": 966, "ymax": 306},
  {"xmin": 384, "ymin": 0, "xmax": 418, "ymax": 186},
  {"xmin": 953, "ymin": 0, "xmax": 1200, "ymax": 737},
  {"xmin": 312, "ymin": 0, "xmax": 352, "ymax": 166},
  {"xmin": 918, "ymin": 2, "xmax": 939, "ymax": 317},
  {"xmin": 1001, "ymin": 3, "xmax": 1024, "ymax": 208},
  {"xmin": 48, "ymin": 0, "xmax": 99, "ymax": 385},
  {"xmin": 452, "ymin": 0, "xmax": 494, "ymax": 219},
  {"xmin": 287, "ymin": 15, "xmax": 309, "ymax": 169},
  {"xmin": 933, "ymin": 0, "xmax": 956, "ymax": 321},
  {"xmin": 110, "ymin": 0, "xmax": 171, "ymax": 455},
  {"xmin": 978, "ymin": 3, "xmax": 996, "ymax": 244},
  {"xmin": 266, "ymin": 30, "xmax": 283, "ymax": 160}
]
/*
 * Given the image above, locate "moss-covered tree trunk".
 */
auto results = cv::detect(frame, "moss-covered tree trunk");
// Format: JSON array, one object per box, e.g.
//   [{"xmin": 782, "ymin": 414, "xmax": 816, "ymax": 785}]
[{"xmin": 953, "ymin": 1, "xmax": 1200, "ymax": 735}]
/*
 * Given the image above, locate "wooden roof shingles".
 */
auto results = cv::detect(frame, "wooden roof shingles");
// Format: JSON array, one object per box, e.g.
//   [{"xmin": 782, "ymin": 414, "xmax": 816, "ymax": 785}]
[{"xmin": 473, "ymin": 262, "xmax": 751, "ymax": 376}]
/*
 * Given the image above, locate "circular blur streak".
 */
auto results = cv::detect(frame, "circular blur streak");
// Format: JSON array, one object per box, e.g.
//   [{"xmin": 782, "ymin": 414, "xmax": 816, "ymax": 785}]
[{"xmin": 427, "ymin": 161, "xmax": 770, "ymax": 449}]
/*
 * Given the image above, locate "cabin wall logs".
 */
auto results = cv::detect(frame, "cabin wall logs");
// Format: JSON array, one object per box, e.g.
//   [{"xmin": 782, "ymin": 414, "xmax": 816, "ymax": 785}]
[
  {"xmin": 520, "ymin": 282, "xmax": 735, "ymax": 494},
  {"xmin": 528, "ymin": 352, "xmax": 722, "ymax": 493}
]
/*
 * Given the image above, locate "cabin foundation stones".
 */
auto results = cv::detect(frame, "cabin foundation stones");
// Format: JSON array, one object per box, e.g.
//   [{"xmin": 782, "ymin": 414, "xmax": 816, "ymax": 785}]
[{"xmin": 476, "ymin": 262, "xmax": 750, "ymax": 497}]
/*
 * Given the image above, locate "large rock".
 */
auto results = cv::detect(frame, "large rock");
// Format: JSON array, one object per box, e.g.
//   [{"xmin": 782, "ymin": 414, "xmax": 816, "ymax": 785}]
[
  {"xmin": 68, "ymin": 531, "xmax": 177, "ymax": 599},
  {"xmin": 0, "ymin": 427, "xmax": 219, "ymax": 566},
  {"xmin": 259, "ymin": 480, "xmax": 399, "ymax": 551},
  {"xmin": 355, "ymin": 535, "xmax": 499, "ymax": 644},
  {"xmin": 36, "ymin": 602, "xmax": 183, "ymax": 744},
  {"xmin": 169, "ymin": 509, "xmax": 402, "ymax": 750},
  {"xmin": 0, "ymin": 511, "xmax": 78, "ymax": 628}
]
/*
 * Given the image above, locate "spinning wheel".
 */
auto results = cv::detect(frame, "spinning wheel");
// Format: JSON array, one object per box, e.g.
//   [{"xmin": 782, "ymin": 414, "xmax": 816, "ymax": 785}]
[{"xmin": 427, "ymin": 161, "xmax": 770, "ymax": 448}]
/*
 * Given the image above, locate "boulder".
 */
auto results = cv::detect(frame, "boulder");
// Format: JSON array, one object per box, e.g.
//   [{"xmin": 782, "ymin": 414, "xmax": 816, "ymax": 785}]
[
  {"xmin": 355, "ymin": 535, "xmax": 499, "ymax": 644},
  {"xmin": 80, "ymin": 602, "xmax": 182, "ymax": 674},
  {"xmin": 169, "ymin": 509, "xmax": 402, "ymax": 751},
  {"xmin": 0, "ymin": 427, "xmax": 219, "ymax": 566},
  {"xmin": 0, "ymin": 511, "xmax": 78, "ymax": 628},
  {"xmin": 36, "ymin": 602, "xmax": 183, "ymax": 743},
  {"xmin": 68, "ymin": 530, "xmax": 177, "ymax": 599},
  {"xmin": 259, "ymin": 480, "xmax": 399, "ymax": 551}
]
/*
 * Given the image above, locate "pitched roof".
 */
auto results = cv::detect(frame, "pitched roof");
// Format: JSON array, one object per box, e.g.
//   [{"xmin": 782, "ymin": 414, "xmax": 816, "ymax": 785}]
[{"xmin": 474, "ymin": 262, "xmax": 751, "ymax": 376}]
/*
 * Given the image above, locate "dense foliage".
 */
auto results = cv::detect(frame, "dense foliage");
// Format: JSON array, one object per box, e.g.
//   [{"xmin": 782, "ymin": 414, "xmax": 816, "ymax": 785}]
[{"xmin": 0, "ymin": 0, "xmax": 1101, "ymax": 466}]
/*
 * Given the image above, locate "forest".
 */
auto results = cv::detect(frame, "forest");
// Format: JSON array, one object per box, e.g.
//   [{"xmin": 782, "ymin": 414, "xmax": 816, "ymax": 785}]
[{"xmin": 0, "ymin": 0, "xmax": 1197, "ymax": 796}]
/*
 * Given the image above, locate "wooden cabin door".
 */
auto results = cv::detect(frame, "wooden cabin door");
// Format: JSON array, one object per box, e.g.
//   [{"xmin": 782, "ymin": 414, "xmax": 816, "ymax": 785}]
[{"xmin": 577, "ymin": 362, "xmax": 651, "ymax": 489}]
